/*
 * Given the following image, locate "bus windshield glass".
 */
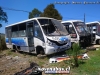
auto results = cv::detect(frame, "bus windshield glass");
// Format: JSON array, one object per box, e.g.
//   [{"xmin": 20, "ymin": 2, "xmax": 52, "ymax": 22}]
[
  {"xmin": 83, "ymin": 25, "xmax": 90, "ymax": 33},
  {"xmin": 90, "ymin": 23, "xmax": 100, "ymax": 35},
  {"xmin": 38, "ymin": 19, "xmax": 68, "ymax": 36},
  {"xmin": 73, "ymin": 22, "xmax": 87, "ymax": 35}
]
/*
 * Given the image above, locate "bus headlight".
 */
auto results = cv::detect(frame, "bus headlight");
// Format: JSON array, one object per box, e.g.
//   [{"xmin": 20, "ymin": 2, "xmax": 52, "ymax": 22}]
[{"xmin": 47, "ymin": 40, "xmax": 55, "ymax": 46}]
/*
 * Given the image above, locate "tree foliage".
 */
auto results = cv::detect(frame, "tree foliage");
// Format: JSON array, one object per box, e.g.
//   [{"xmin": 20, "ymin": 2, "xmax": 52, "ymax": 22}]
[
  {"xmin": 0, "ymin": 7, "xmax": 8, "ymax": 27},
  {"xmin": 29, "ymin": 8, "xmax": 42, "ymax": 19},
  {"xmin": 72, "ymin": 43, "xmax": 80, "ymax": 67},
  {"xmin": 40, "ymin": 4, "xmax": 62, "ymax": 20},
  {"xmin": 0, "ymin": 35, "xmax": 7, "ymax": 51},
  {"xmin": 0, "ymin": 7, "xmax": 8, "ymax": 50},
  {"xmin": 65, "ymin": 43, "xmax": 81, "ymax": 68}
]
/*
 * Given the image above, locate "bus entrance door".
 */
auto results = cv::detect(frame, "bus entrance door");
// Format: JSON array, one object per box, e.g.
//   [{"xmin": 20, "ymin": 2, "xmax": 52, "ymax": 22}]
[{"xmin": 27, "ymin": 22, "xmax": 35, "ymax": 52}]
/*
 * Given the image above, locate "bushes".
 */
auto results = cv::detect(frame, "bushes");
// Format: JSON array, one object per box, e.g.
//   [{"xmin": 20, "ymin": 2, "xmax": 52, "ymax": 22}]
[{"xmin": 0, "ymin": 35, "xmax": 7, "ymax": 51}]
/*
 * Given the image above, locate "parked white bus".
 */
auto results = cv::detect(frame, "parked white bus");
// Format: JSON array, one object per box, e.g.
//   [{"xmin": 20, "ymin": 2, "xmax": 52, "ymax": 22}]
[
  {"xmin": 61, "ymin": 20, "xmax": 92, "ymax": 47},
  {"xmin": 5, "ymin": 17, "xmax": 71, "ymax": 55},
  {"xmin": 86, "ymin": 21, "xmax": 100, "ymax": 44}
]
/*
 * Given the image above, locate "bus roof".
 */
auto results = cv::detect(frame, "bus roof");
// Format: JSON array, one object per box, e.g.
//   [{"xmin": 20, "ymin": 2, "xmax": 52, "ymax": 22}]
[
  {"xmin": 61, "ymin": 20, "xmax": 83, "ymax": 23},
  {"xmin": 5, "ymin": 17, "xmax": 57, "ymax": 27},
  {"xmin": 86, "ymin": 21, "xmax": 100, "ymax": 24}
]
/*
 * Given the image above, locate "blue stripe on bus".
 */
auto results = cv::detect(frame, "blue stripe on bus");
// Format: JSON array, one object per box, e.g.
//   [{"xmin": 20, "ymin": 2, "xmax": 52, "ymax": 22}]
[
  {"xmin": 6, "ymin": 38, "xmax": 9, "ymax": 43},
  {"xmin": 5, "ymin": 38, "xmax": 27, "ymax": 46}
]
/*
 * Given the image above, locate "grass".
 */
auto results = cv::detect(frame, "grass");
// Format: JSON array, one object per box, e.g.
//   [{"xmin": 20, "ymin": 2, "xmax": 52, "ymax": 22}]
[
  {"xmin": 46, "ymin": 49, "xmax": 100, "ymax": 75},
  {"xmin": 5, "ymin": 49, "xmax": 19, "ymax": 56},
  {"xmin": 0, "ymin": 48, "xmax": 100, "ymax": 75},
  {"xmin": 70, "ymin": 50, "xmax": 100, "ymax": 75},
  {"xmin": 38, "ymin": 61, "xmax": 45, "ymax": 66}
]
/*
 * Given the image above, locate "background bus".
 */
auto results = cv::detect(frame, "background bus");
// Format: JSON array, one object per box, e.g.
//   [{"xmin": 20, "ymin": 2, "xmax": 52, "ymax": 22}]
[
  {"xmin": 5, "ymin": 17, "xmax": 71, "ymax": 55},
  {"xmin": 86, "ymin": 21, "xmax": 100, "ymax": 44},
  {"xmin": 61, "ymin": 20, "xmax": 92, "ymax": 48}
]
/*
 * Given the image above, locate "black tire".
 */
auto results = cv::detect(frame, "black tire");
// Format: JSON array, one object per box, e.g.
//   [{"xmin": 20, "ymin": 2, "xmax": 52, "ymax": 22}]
[
  {"xmin": 36, "ymin": 46, "xmax": 45, "ymax": 55},
  {"xmin": 13, "ymin": 45, "xmax": 16, "ymax": 50},
  {"xmin": 96, "ymin": 39, "xmax": 100, "ymax": 45},
  {"xmin": 13, "ymin": 45, "xmax": 20, "ymax": 52},
  {"xmin": 97, "ymin": 40, "xmax": 100, "ymax": 45}
]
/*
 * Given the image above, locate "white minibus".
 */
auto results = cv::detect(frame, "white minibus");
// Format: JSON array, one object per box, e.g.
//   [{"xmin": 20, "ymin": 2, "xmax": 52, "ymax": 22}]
[{"xmin": 5, "ymin": 17, "xmax": 71, "ymax": 55}]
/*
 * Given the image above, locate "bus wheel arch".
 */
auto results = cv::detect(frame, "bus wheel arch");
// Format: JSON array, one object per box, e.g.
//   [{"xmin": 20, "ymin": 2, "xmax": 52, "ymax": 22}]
[
  {"xmin": 36, "ymin": 46, "xmax": 45, "ymax": 55},
  {"xmin": 96, "ymin": 39, "xmax": 100, "ymax": 44},
  {"xmin": 13, "ymin": 45, "xmax": 16, "ymax": 50},
  {"xmin": 13, "ymin": 45, "xmax": 20, "ymax": 51}
]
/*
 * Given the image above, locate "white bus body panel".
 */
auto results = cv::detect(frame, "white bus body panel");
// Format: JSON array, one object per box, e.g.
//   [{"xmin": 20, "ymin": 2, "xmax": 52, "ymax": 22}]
[
  {"xmin": 86, "ymin": 21, "xmax": 100, "ymax": 43},
  {"xmin": 6, "ymin": 37, "xmax": 34, "ymax": 52},
  {"xmin": 96, "ymin": 35, "xmax": 100, "ymax": 40},
  {"xmin": 34, "ymin": 37, "xmax": 46, "ymax": 53},
  {"xmin": 71, "ymin": 38, "xmax": 79, "ymax": 43},
  {"xmin": 61, "ymin": 20, "xmax": 81, "ymax": 44},
  {"xmin": 45, "ymin": 35, "xmax": 71, "ymax": 55},
  {"xmin": 6, "ymin": 43, "xmax": 13, "ymax": 49}
]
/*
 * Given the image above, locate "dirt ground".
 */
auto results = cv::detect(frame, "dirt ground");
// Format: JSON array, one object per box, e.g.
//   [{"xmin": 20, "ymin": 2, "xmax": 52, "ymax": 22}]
[
  {"xmin": 0, "ymin": 49, "xmax": 51, "ymax": 75},
  {"xmin": 0, "ymin": 49, "xmax": 68, "ymax": 75}
]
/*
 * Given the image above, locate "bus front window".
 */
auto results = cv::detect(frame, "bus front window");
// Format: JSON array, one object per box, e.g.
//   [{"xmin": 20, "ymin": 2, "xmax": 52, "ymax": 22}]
[
  {"xmin": 38, "ymin": 19, "xmax": 68, "ymax": 36},
  {"xmin": 73, "ymin": 22, "xmax": 86, "ymax": 35}
]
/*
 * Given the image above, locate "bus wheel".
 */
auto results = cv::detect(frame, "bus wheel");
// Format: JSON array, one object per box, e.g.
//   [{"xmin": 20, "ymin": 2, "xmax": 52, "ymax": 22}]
[
  {"xmin": 13, "ymin": 45, "xmax": 20, "ymax": 52},
  {"xmin": 13, "ymin": 45, "xmax": 16, "ymax": 50},
  {"xmin": 97, "ymin": 40, "xmax": 100, "ymax": 45},
  {"xmin": 36, "ymin": 46, "xmax": 45, "ymax": 55},
  {"xmin": 36, "ymin": 46, "xmax": 46, "ymax": 59}
]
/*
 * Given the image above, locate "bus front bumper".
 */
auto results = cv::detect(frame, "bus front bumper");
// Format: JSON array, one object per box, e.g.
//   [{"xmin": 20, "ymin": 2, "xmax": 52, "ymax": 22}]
[{"xmin": 45, "ymin": 44, "xmax": 71, "ymax": 55}]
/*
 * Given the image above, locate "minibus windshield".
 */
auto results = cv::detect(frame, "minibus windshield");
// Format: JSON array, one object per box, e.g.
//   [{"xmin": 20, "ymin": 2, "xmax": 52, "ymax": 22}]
[
  {"xmin": 38, "ymin": 19, "xmax": 68, "ymax": 36},
  {"xmin": 73, "ymin": 22, "xmax": 87, "ymax": 35},
  {"xmin": 83, "ymin": 25, "xmax": 90, "ymax": 33}
]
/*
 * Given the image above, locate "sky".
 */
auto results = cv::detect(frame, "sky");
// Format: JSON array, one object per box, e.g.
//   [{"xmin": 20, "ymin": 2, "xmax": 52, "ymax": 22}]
[{"xmin": 0, "ymin": 0, "xmax": 100, "ymax": 33}]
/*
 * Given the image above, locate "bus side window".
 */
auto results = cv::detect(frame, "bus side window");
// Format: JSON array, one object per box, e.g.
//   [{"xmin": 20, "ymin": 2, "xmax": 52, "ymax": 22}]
[
  {"xmin": 18, "ymin": 23, "xmax": 26, "ymax": 37},
  {"xmin": 5, "ymin": 27, "xmax": 9, "ymax": 38},
  {"xmin": 69, "ymin": 24, "xmax": 76, "ymax": 34},
  {"xmin": 62, "ymin": 23, "xmax": 76, "ymax": 34},
  {"xmin": 12, "ymin": 25, "xmax": 19, "ymax": 37},
  {"xmin": 69, "ymin": 25, "xmax": 77, "ymax": 38},
  {"xmin": 34, "ymin": 20, "xmax": 44, "ymax": 41},
  {"xmin": 27, "ymin": 22, "xmax": 33, "ymax": 37},
  {"xmin": 62, "ymin": 23, "xmax": 77, "ymax": 38},
  {"xmin": 97, "ymin": 25, "xmax": 100, "ymax": 35},
  {"xmin": 6, "ymin": 27, "xmax": 12, "ymax": 44},
  {"xmin": 65, "ymin": 25, "xmax": 70, "ymax": 33}
]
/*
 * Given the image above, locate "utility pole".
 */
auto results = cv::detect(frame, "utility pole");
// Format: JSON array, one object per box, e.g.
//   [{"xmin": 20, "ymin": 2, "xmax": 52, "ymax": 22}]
[{"xmin": 84, "ymin": 13, "xmax": 85, "ymax": 23}]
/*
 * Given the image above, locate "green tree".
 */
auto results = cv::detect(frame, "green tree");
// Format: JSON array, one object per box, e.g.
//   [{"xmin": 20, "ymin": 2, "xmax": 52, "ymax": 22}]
[
  {"xmin": 72, "ymin": 43, "xmax": 80, "ymax": 67},
  {"xmin": 0, "ymin": 7, "xmax": 8, "ymax": 27},
  {"xmin": 65, "ymin": 43, "xmax": 81, "ymax": 68},
  {"xmin": 40, "ymin": 4, "xmax": 62, "ymax": 20},
  {"xmin": 0, "ymin": 7, "xmax": 8, "ymax": 50},
  {"xmin": 0, "ymin": 35, "xmax": 7, "ymax": 50},
  {"xmin": 29, "ymin": 8, "xmax": 42, "ymax": 19}
]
